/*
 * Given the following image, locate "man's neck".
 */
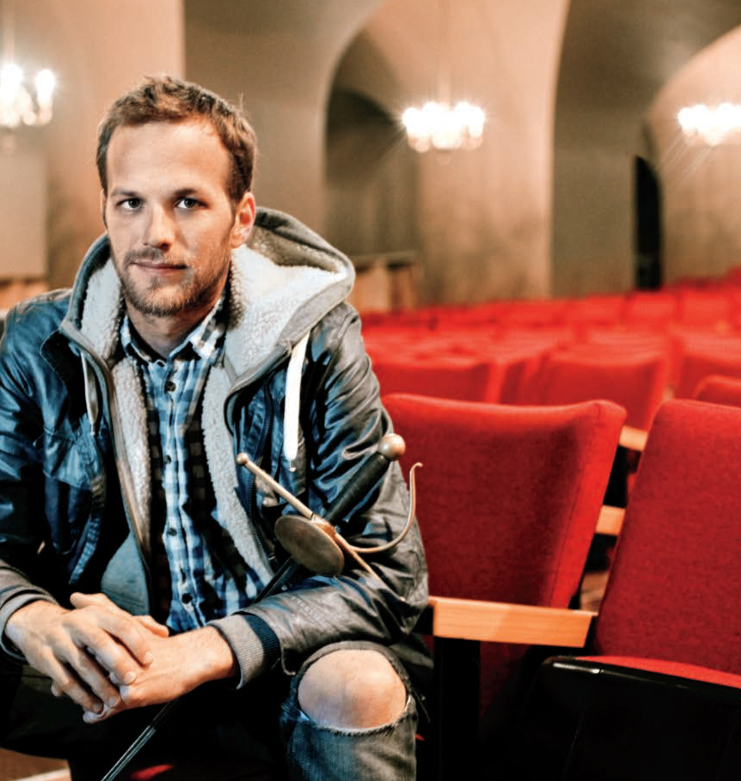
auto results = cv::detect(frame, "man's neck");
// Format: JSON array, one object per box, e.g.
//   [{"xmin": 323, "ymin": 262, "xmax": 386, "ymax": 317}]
[{"xmin": 125, "ymin": 308, "xmax": 209, "ymax": 359}]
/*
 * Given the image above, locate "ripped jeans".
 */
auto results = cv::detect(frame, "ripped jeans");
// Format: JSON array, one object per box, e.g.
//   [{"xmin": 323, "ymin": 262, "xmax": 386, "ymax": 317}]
[
  {"xmin": 0, "ymin": 640, "xmax": 423, "ymax": 781},
  {"xmin": 281, "ymin": 641, "xmax": 419, "ymax": 780}
]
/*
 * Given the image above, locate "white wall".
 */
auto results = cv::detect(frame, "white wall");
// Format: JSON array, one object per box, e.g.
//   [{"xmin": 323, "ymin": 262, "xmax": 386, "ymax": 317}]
[
  {"xmin": 0, "ymin": 141, "xmax": 46, "ymax": 279},
  {"xmin": 360, "ymin": 0, "xmax": 571, "ymax": 304},
  {"xmin": 186, "ymin": 0, "xmax": 570, "ymax": 305},
  {"xmin": 9, "ymin": 0, "xmax": 184, "ymax": 288},
  {"xmin": 184, "ymin": 0, "xmax": 385, "ymax": 231}
]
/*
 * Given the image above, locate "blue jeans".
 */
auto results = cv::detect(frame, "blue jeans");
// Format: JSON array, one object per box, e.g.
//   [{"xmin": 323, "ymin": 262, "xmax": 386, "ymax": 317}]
[
  {"xmin": 0, "ymin": 640, "xmax": 425, "ymax": 780},
  {"xmin": 281, "ymin": 641, "xmax": 420, "ymax": 780}
]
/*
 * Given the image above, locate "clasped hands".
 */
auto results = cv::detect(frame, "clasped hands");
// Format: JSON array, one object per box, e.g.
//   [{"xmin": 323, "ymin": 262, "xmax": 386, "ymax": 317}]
[{"xmin": 4, "ymin": 592, "xmax": 236, "ymax": 724}]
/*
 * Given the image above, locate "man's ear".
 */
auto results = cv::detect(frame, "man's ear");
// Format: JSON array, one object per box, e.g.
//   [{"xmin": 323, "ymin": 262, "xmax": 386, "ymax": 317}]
[{"xmin": 230, "ymin": 192, "xmax": 257, "ymax": 248}]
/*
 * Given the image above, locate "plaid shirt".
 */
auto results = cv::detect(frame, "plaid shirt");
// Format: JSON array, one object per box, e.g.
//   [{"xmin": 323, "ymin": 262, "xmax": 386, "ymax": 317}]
[{"xmin": 121, "ymin": 300, "xmax": 267, "ymax": 632}]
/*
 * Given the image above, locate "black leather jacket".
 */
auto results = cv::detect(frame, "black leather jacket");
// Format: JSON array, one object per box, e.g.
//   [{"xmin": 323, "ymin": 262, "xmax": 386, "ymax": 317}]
[{"xmin": 0, "ymin": 208, "xmax": 428, "ymax": 679}]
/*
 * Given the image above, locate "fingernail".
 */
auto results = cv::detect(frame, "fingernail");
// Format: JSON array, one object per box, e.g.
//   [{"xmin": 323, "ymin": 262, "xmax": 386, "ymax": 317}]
[
  {"xmin": 107, "ymin": 696, "xmax": 120, "ymax": 708},
  {"xmin": 122, "ymin": 671, "xmax": 137, "ymax": 685},
  {"xmin": 143, "ymin": 651, "xmax": 154, "ymax": 665}
]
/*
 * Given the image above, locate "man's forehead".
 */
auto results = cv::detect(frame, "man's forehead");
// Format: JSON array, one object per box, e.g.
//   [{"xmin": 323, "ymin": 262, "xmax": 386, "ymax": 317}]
[{"xmin": 106, "ymin": 120, "xmax": 231, "ymax": 185}]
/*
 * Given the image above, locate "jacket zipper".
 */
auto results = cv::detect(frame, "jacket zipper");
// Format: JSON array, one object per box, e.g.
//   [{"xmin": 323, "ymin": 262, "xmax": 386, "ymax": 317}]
[{"xmin": 227, "ymin": 372, "xmax": 283, "ymax": 572}]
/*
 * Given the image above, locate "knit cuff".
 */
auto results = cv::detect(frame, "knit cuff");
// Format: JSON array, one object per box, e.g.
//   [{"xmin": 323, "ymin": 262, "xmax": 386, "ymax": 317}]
[{"xmin": 209, "ymin": 613, "xmax": 281, "ymax": 688}]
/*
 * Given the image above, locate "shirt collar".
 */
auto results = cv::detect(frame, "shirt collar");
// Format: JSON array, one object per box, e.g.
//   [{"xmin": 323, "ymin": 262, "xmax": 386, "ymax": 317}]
[{"xmin": 120, "ymin": 289, "xmax": 228, "ymax": 366}]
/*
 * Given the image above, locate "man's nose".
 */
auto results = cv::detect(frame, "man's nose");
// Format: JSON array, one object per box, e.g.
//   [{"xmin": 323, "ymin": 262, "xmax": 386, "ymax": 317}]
[{"xmin": 143, "ymin": 206, "xmax": 175, "ymax": 249}]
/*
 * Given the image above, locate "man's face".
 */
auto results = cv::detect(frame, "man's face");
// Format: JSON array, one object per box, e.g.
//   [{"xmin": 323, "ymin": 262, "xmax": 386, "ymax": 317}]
[{"xmin": 102, "ymin": 119, "xmax": 255, "ymax": 322}]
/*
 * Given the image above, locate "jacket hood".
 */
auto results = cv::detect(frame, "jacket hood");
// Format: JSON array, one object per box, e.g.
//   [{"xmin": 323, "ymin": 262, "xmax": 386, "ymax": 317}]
[{"xmin": 64, "ymin": 207, "xmax": 355, "ymax": 378}]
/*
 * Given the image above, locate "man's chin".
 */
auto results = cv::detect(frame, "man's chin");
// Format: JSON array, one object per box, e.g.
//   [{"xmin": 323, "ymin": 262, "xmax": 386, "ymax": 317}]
[{"xmin": 125, "ymin": 290, "xmax": 192, "ymax": 319}]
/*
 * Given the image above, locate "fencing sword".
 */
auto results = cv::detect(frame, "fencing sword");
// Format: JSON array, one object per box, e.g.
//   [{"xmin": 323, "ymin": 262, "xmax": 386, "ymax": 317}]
[
  {"xmin": 99, "ymin": 433, "xmax": 419, "ymax": 781},
  {"xmin": 241, "ymin": 432, "xmax": 419, "ymax": 581}
]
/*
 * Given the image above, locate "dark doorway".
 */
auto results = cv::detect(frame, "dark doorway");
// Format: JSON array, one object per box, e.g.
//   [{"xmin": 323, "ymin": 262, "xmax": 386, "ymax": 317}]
[{"xmin": 634, "ymin": 156, "xmax": 662, "ymax": 289}]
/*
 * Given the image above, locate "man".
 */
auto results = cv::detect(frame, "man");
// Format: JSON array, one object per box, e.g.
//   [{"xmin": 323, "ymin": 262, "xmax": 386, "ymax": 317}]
[{"xmin": 0, "ymin": 76, "xmax": 429, "ymax": 780}]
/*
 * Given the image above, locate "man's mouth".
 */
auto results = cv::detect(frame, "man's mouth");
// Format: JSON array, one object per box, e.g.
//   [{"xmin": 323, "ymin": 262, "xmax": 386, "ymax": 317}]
[
  {"xmin": 126, "ymin": 251, "xmax": 187, "ymax": 272},
  {"xmin": 136, "ymin": 262, "xmax": 185, "ymax": 270}
]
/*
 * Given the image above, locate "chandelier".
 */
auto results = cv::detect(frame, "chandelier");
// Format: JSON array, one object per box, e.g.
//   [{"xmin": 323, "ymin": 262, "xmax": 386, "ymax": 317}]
[
  {"xmin": 677, "ymin": 103, "xmax": 741, "ymax": 147},
  {"xmin": 401, "ymin": 0, "xmax": 485, "ymax": 153},
  {"xmin": 0, "ymin": 0, "xmax": 55, "ymax": 132},
  {"xmin": 402, "ymin": 100, "xmax": 485, "ymax": 153}
]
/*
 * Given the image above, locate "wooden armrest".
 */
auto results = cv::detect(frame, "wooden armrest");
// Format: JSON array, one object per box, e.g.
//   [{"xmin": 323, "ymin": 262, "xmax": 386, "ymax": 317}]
[
  {"xmin": 596, "ymin": 504, "xmax": 625, "ymax": 536},
  {"xmin": 620, "ymin": 425, "xmax": 648, "ymax": 452},
  {"xmin": 425, "ymin": 596, "xmax": 595, "ymax": 646}
]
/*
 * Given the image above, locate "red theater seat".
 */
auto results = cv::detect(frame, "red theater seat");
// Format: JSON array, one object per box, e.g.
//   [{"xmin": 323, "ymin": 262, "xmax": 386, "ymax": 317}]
[
  {"xmin": 383, "ymin": 393, "xmax": 625, "ymax": 780},
  {"xmin": 622, "ymin": 290, "xmax": 677, "ymax": 328},
  {"xmin": 668, "ymin": 328, "xmax": 741, "ymax": 389},
  {"xmin": 693, "ymin": 373, "xmax": 741, "ymax": 407},
  {"xmin": 581, "ymin": 327, "xmax": 669, "ymax": 355},
  {"xmin": 372, "ymin": 355, "xmax": 499, "ymax": 402},
  {"xmin": 526, "ymin": 349, "xmax": 669, "ymax": 431},
  {"xmin": 493, "ymin": 400, "xmax": 741, "ymax": 780},
  {"xmin": 676, "ymin": 289, "xmax": 733, "ymax": 328},
  {"xmin": 560, "ymin": 295, "xmax": 625, "ymax": 332},
  {"xmin": 673, "ymin": 342, "xmax": 741, "ymax": 399}
]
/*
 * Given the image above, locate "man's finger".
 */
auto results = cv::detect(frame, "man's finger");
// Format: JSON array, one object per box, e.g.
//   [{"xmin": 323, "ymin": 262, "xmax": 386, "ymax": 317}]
[
  {"xmin": 73, "ymin": 594, "xmax": 169, "ymax": 639},
  {"xmin": 83, "ymin": 701, "xmax": 122, "ymax": 724},
  {"xmin": 44, "ymin": 653, "xmax": 113, "ymax": 715},
  {"xmin": 62, "ymin": 644, "xmax": 124, "ymax": 710},
  {"xmin": 135, "ymin": 615, "xmax": 170, "ymax": 637},
  {"xmin": 53, "ymin": 616, "xmax": 147, "ymax": 697},
  {"xmin": 71, "ymin": 592, "xmax": 123, "ymax": 612},
  {"xmin": 65, "ymin": 598, "xmax": 155, "ymax": 671}
]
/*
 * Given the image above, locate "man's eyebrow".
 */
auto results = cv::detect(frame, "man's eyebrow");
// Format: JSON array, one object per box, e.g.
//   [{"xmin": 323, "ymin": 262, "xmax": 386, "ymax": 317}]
[
  {"xmin": 173, "ymin": 187, "xmax": 206, "ymax": 198},
  {"xmin": 109, "ymin": 188, "xmax": 140, "ymax": 198}
]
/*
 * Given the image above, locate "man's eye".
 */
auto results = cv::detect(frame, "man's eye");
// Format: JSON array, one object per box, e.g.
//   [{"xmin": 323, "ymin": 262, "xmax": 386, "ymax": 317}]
[
  {"xmin": 119, "ymin": 198, "xmax": 141, "ymax": 210},
  {"xmin": 178, "ymin": 197, "xmax": 200, "ymax": 209}
]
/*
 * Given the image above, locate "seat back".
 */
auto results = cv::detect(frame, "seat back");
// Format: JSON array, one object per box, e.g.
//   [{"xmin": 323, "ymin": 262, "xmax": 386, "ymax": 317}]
[
  {"xmin": 529, "ymin": 349, "xmax": 669, "ymax": 430},
  {"xmin": 673, "ymin": 345, "xmax": 741, "ymax": 399},
  {"xmin": 384, "ymin": 394, "xmax": 626, "ymax": 719},
  {"xmin": 693, "ymin": 373, "xmax": 741, "ymax": 407},
  {"xmin": 372, "ymin": 355, "xmax": 498, "ymax": 402},
  {"xmin": 384, "ymin": 394, "xmax": 626, "ymax": 609},
  {"xmin": 593, "ymin": 400, "xmax": 741, "ymax": 674}
]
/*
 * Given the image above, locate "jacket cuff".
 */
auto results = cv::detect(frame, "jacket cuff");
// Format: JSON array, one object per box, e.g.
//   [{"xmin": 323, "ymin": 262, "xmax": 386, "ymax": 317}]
[{"xmin": 209, "ymin": 613, "xmax": 281, "ymax": 688}]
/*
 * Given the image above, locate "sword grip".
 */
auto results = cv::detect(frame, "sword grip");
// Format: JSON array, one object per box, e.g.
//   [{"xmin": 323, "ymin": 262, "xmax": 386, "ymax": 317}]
[{"xmin": 323, "ymin": 433, "xmax": 405, "ymax": 525}]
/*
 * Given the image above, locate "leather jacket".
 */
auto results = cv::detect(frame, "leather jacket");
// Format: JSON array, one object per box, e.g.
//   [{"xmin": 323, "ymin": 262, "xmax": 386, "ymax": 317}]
[{"xmin": 0, "ymin": 208, "xmax": 429, "ymax": 679}]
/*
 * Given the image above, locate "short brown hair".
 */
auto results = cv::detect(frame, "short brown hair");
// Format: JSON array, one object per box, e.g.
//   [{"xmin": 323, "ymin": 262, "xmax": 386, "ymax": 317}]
[{"xmin": 96, "ymin": 75, "xmax": 257, "ymax": 203}]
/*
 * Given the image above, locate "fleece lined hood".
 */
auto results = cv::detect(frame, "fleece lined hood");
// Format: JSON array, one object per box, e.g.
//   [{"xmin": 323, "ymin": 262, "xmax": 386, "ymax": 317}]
[
  {"xmin": 60, "ymin": 207, "xmax": 355, "ymax": 585},
  {"xmin": 64, "ymin": 207, "xmax": 355, "ymax": 375}
]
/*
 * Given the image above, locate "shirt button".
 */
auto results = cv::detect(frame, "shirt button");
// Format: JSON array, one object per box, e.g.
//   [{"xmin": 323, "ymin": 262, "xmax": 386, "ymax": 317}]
[
  {"xmin": 167, "ymin": 528, "xmax": 177, "ymax": 536},
  {"xmin": 164, "ymin": 454, "xmax": 172, "ymax": 464},
  {"xmin": 181, "ymin": 593, "xmax": 192, "ymax": 604},
  {"xmin": 165, "ymin": 380, "xmax": 176, "ymax": 392}
]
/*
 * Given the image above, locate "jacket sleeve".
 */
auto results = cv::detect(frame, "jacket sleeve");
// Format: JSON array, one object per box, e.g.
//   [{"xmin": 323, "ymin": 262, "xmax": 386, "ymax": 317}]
[
  {"xmin": 213, "ymin": 305, "xmax": 429, "ymax": 675},
  {"xmin": 0, "ymin": 306, "xmax": 63, "ymax": 659}
]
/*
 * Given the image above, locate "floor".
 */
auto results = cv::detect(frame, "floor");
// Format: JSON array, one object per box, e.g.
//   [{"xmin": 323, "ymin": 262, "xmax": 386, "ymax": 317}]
[
  {"xmin": 580, "ymin": 567, "xmax": 610, "ymax": 613},
  {"xmin": 0, "ymin": 750, "xmax": 69, "ymax": 781}
]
